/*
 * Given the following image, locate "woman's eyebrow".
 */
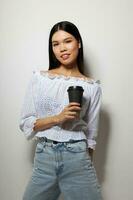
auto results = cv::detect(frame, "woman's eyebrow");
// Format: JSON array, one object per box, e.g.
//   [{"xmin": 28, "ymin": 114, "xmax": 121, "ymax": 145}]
[{"xmin": 52, "ymin": 37, "xmax": 73, "ymax": 43}]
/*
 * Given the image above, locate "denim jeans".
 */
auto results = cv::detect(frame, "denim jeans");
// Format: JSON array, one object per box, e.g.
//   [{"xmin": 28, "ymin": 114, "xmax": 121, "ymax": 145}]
[{"xmin": 23, "ymin": 140, "xmax": 102, "ymax": 200}]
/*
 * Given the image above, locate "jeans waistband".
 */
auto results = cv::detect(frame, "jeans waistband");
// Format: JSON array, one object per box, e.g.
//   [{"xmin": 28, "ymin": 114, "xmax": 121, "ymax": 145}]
[{"xmin": 38, "ymin": 137, "xmax": 86, "ymax": 144}]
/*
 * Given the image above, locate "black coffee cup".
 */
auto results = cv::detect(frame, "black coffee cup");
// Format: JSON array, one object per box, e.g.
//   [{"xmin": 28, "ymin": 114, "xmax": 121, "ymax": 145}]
[{"xmin": 67, "ymin": 86, "xmax": 84, "ymax": 107}]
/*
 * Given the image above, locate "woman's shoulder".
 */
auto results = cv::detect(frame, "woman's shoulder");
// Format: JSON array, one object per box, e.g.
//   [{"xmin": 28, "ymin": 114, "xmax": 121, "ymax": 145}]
[
  {"xmin": 33, "ymin": 69, "xmax": 101, "ymax": 85},
  {"xmin": 39, "ymin": 69, "xmax": 93, "ymax": 81},
  {"xmin": 33, "ymin": 69, "xmax": 57, "ymax": 80},
  {"xmin": 32, "ymin": 69, "xmax": 48, "ymax": 77},
  {"xmin": 80, "ymin": 74, "xmax": 101, "ymax": 85}
]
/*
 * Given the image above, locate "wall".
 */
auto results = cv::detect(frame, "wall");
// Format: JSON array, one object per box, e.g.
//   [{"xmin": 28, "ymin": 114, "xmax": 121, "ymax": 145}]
[{"xmin": 0, "ymin": 0, "xmax": 133, "ymax": 199}]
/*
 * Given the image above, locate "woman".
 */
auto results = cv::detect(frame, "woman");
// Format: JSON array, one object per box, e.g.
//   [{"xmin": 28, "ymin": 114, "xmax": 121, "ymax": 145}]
[{"xmin": 19, "ymin": 21, "xmax": 102, "ymax": 200}]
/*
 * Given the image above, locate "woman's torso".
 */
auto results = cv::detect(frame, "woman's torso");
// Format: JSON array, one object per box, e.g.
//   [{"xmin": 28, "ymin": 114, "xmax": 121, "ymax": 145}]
[{"xmin": 32, "ymin": 70, "xmax": 99, "ymax": 142}]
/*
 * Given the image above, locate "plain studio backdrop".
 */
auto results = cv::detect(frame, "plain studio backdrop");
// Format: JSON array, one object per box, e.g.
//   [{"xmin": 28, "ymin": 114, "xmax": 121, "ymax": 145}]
[{"xmin": 0, "ymin": 0, "xmax": 133, "ymax": 199}]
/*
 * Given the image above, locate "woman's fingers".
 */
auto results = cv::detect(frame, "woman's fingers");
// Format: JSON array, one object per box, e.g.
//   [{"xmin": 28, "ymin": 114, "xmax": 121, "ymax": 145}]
[
  {"xmin": 68, "ymin": 102, "xmax": 80, "ymax": 107},
  {"xmin": 58, "ymin": 102, "xmax": 81, "ymax": 123},
  {"xmin": 68, "ymin": 106, "xmax": 81, "ymax": 111},
  {"xmin": 67, "ymin": 111, "xmax": 77, "ymax": 116},
  {"xmin": 65, "ymin": 103, "xmax": 81, "ymax": 111}
]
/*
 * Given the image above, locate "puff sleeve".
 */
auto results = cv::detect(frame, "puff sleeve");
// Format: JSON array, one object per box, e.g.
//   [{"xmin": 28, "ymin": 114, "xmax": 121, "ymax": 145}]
[
  {"xmin": 19, "ymin": 72, "xmax": 38, "ymax": 139},
  {"xmin": 86, "ymin": 82, "xmax": 102, "ymax": 150}
]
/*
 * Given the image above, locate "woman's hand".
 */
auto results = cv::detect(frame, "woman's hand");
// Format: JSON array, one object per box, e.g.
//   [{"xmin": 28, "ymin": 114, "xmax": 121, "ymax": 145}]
[{"xmin": 56, "ymin": 102, "xmax": 81, "ymax": 124}]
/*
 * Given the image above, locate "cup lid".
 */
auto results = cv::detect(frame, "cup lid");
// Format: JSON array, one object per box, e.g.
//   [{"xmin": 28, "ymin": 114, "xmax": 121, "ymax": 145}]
[{"xmin": 67, "ymin": 86, "xmax": 84, "ymax": 91}]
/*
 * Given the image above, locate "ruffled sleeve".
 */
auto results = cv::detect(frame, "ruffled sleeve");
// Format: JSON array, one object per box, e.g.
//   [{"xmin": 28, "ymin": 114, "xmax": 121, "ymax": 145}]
[
  {"xmin": 86, "ymin": 81, "xmax": 102, "ymax": 150},
  {"xmin": 19, "ymin": 71, "xmax": 38, "ymax": 139}
]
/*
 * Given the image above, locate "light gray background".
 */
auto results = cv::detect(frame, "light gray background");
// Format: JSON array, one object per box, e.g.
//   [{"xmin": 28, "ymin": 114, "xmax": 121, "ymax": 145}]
[{"xmin": 0, "ymin": 0, "xmax": 133, "ymax": 199}]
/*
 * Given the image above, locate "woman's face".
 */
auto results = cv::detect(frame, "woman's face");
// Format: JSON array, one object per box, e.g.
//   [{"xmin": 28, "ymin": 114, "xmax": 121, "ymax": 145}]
[{"xmin": 52, "ymin": 30, "xmax": 81, "ymax": 67}]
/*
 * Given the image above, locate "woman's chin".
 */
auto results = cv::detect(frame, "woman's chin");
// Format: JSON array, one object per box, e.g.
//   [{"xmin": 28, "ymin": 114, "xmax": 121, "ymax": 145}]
[{"xmin": 60, "ymin": 60, "xmax": 77, "ymax": 67}]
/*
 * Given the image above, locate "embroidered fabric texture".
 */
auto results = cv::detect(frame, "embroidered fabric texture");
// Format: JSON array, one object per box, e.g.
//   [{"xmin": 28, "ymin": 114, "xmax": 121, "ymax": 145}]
[
  {"xmin": 19, "ymin": 70, "xmax": 102, "ymax": 150},
  {"xmin": 40, "ymin": 70, "xmax": 100, "ymax": 84}
]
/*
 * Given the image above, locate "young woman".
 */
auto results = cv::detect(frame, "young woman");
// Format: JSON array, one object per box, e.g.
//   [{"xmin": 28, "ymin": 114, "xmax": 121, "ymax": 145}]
[{"xmin": 19, "ymin": 21, "xmax": 102, "ymax": 200}]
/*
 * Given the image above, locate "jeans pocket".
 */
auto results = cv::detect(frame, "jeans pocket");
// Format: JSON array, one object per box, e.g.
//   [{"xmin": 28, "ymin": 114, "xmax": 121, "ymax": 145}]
[
  {"xmin": 33, "ymin": 142, "xmax": 46, "ymax": 173},
  {"xmin": 65, "ymin": 140, "xmax": 87, "ymax": 153},
  {"xmin": 35, "ymin": 141, "xmax": 46, "ymax": 153}
]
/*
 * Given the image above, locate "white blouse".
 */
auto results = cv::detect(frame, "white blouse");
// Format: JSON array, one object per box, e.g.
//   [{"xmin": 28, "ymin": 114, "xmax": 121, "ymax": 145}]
[{"xmin": 19, "ymin": 70, "xmax": 102, "ymax": 150}]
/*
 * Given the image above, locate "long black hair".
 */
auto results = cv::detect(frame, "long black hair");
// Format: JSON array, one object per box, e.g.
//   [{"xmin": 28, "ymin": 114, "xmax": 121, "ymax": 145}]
[{"xmin": 48, "ymin": 21, "xmax": 84, "ymax": 74}]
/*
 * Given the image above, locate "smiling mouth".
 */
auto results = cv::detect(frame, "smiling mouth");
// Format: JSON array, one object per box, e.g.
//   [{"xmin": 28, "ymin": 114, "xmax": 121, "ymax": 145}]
[{"xmin": 61, "ymin": 54, "xmax": 70, "ymax": 60}]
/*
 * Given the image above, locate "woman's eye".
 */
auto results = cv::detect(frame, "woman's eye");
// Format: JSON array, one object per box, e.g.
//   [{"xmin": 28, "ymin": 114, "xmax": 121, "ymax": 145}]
[
  {"xmin": 66, "ymin": 40, "xmax": 72, "ymax": 43},
  {"xmin": 53, "ymin": 43, "xmax": 58, "ymax": 47}
]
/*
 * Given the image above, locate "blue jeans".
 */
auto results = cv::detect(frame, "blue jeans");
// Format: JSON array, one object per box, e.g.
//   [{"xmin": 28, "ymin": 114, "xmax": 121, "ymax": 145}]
[{"xmin": 23, "ymin": 140, "xmax": 102, "ymax": 200}]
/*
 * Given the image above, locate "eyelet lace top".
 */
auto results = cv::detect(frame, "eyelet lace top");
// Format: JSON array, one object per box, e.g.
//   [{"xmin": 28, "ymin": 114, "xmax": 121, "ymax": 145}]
[
  {"xmin": 40, "ymin": 70, "xmax": 98, "ymax": 83},
  {"xmin": 19, "ymin": 69, "xmax": 102, "ymax": 150}
]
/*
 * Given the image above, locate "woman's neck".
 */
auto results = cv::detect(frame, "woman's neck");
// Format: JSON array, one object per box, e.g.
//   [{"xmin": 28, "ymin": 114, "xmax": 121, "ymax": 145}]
[{"xmin": 54, "ymin": 65, "xmax": 81, "ymax": 76}]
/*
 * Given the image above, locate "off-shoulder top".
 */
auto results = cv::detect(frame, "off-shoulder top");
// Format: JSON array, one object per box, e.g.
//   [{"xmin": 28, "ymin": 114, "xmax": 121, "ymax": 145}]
[{"xmin": 19, "ymin": 70, "xmax": 102, "ymax": 150}]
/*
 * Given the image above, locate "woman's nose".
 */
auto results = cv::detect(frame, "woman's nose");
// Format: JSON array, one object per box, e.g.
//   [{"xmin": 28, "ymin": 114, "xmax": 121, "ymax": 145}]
[{"xmin": 60, "ymin": 43, "xmax": 67, "ymax": 52}]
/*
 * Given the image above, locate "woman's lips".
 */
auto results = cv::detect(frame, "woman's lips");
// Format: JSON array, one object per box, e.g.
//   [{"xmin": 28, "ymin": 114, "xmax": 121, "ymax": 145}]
[{"xmin": 61, "ymin": 54, "xmax": 70, "ymax": 60}]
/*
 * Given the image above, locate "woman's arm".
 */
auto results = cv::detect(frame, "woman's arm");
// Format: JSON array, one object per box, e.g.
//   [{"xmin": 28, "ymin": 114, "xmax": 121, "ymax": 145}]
[
  {"xmin": 33, "ymin": 116, "xmax": 59, "ymax": 132},
  {"xmin": 86, "ymin": 82, "xmax": 102, "ymax": 150},
  {"xmin": 19, "ymin": 71, "xmax": 80, "ymax": 139},
  {"xmin": 33, "ymin": 102, "xmax": 81, "ymax": 132}
]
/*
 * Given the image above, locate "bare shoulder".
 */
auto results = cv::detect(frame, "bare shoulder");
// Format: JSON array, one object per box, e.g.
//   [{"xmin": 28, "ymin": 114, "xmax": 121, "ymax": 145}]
[
  {"xmin": 79, "ymin": 74, "xmax": 94, "ymax": 81},
  {"xmin": 81, "ymin": 74, "xmax": 101, "ymax": 84},
  {"xmin": 40, "ymin": 69, "xmax": 94, "ymax": 81},
  {"xmin": 82, "ymin": 75, "xmax": 93, "ymax": 79}
]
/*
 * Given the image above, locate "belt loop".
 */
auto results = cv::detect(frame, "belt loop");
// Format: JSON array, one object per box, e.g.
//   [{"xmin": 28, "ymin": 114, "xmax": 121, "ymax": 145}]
[{"xmin": 38, "ymin": 137, "xmax": 47, "ymax": 143}]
